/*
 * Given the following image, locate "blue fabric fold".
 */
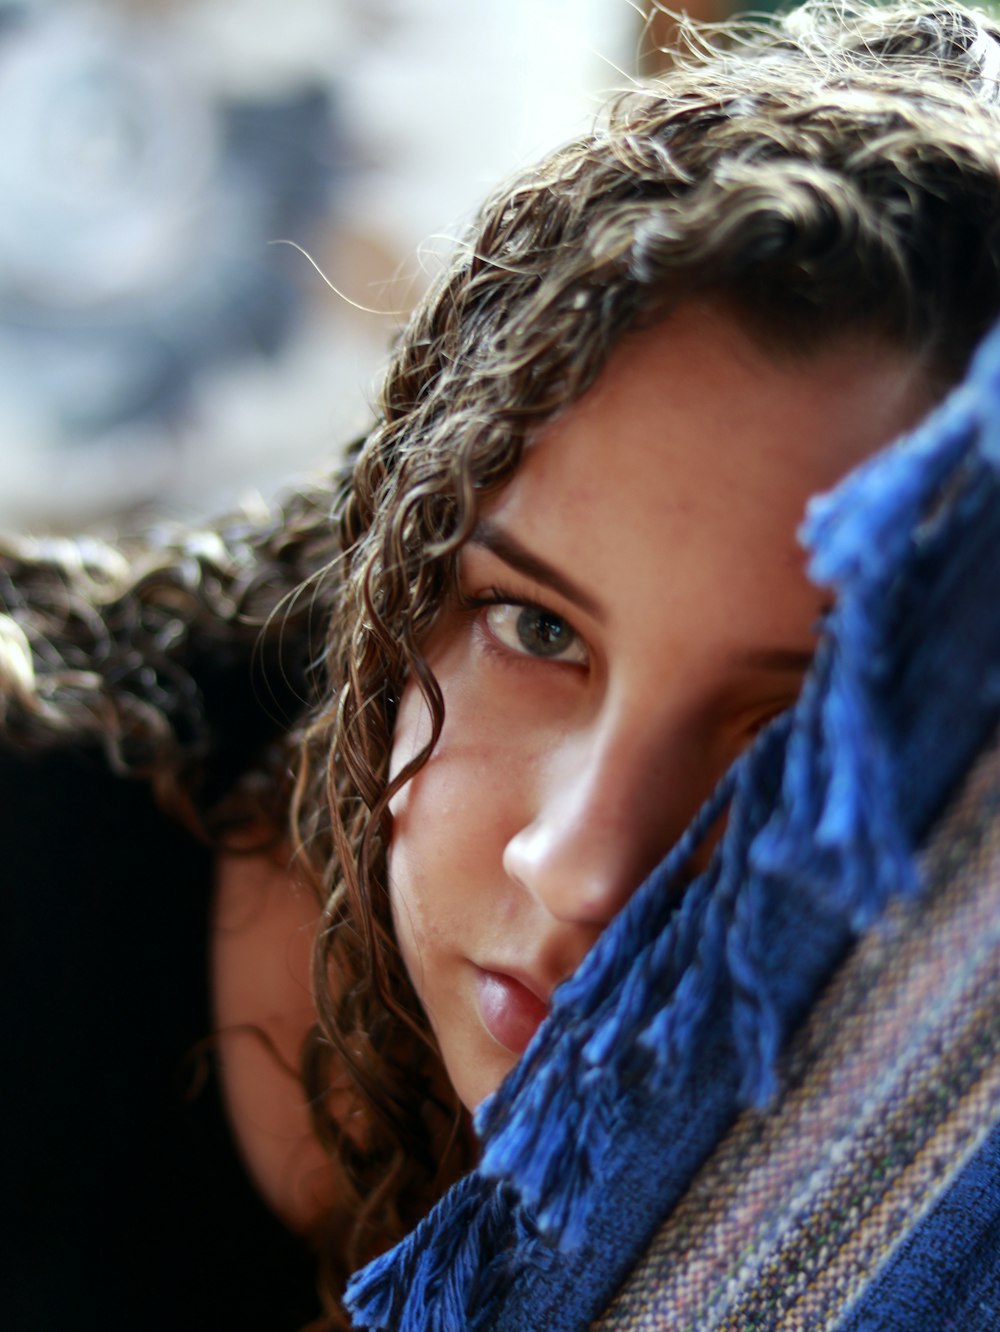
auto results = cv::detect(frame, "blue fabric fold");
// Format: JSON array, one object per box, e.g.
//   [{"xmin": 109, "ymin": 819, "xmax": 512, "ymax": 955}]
[
  {"xmin": 346, "ymin": 319, "xmax": 1000, "ymax": 1331},
  {"xmin": 837, "ymin": 1120, "xmax": 1000, "ymax": 1332}
]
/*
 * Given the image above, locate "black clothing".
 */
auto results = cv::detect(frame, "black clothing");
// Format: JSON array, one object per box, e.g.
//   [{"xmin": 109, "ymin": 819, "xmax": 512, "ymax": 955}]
[{"xmin": 3, "ymin": 746, "xmax": 321, "ymax": 1331}]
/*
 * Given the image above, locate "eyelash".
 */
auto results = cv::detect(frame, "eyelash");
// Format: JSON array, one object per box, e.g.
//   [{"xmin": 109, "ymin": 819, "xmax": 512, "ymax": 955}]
[
  {"xmin": 746, "ymin": 702, "xmax": 790, "ymax": 737},
  {"xmin": 463, "ymin": 584, "xmax": 531, "ymax": 610}
]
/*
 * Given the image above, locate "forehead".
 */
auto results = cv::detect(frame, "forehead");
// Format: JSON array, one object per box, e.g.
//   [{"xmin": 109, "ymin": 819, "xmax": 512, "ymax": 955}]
[
  {"xmin": 496, "ymin": 302, "xmax": 928, "ymax": 529},
  {"xmin": 477, "ymin": 302, "xmax": 932, "ymax": 643}
]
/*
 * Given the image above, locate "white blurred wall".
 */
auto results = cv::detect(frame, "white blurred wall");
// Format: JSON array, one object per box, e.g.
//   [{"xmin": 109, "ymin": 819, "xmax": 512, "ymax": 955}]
[{"xmin": 0, "ymin": 0, "xmax": 634, "ymax": 531}]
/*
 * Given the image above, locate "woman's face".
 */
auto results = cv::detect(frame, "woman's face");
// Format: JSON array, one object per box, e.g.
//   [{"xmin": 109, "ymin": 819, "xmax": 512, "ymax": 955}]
[{"xmin": 388, "ymin": 302, "xmax": 931, "ymax": 1111}]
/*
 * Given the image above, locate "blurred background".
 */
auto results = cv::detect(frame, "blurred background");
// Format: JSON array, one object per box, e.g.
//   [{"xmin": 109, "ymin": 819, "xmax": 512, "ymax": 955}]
[{"xmin": 0, "ymin": 0, "xmax": 731, "ymax": 533}]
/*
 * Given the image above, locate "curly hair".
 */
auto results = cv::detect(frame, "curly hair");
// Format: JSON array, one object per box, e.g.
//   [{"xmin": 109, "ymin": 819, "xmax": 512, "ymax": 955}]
[
  {"xmin": 295, "ymin": 2, "xmax": 1000, "ymax": 1318},
  {"xmin": 6, "ymin": 4, "xmax": 1000, "ymax": 1326},
  {"xmin": 0, "ymin": 483, "xmax": 340, "ymax": 835}
]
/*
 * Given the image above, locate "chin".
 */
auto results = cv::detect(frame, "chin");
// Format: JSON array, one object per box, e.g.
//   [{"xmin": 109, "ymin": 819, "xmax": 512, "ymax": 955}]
[{"xmin": 448, "ymin": 1046, "xmax": 517, "ymax": 1114}]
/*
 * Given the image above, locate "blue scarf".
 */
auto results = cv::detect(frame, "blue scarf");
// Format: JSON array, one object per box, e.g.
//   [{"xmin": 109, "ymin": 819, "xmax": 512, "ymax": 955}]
[{"xmin": 346, "ymin": 322, "xmax": 1000, "ymax": 1331}]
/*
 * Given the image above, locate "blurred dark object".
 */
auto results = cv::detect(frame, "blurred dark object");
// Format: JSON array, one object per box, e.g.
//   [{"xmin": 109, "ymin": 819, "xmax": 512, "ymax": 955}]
[{"xmin": 0, "ymin": 3, "xmax": 341, "ymax": 438}]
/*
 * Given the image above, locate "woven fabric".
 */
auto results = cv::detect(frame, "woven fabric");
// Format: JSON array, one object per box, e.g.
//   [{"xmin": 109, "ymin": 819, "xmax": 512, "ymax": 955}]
[
  {"xmin": 595, "ymin": 732, "xmax": 1000, "ymax": 1332},
  {"xmin": 346, "ymin": 317, "xmax": 1000, "ymax": 1332}
]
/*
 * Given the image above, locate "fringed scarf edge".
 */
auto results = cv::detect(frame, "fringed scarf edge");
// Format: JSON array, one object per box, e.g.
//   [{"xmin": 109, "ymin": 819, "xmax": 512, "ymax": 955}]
[{"xmin": 345, "ymin": 323, "xmax": 1000, "ymax": 1331}]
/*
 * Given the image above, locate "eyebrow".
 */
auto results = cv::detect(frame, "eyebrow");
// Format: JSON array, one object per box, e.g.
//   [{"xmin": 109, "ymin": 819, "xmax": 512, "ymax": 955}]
[
  {"xmin": 471, "ymin": 520, "xmax": 824, "ymax": 676},
  {"xmin": 471, "ymin": 520, "xmax": 603, "ymax": 618}
]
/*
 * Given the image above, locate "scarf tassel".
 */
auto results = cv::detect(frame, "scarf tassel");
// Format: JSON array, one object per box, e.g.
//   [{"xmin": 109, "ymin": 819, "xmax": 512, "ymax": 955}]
[{"xmin": 347, "ymin": 337, "xmax": 999, "ymax": 1328}]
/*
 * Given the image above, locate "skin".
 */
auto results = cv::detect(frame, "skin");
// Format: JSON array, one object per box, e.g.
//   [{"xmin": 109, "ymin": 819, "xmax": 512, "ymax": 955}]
[
  {"xmin": 211, "ymin": 842, "xmax": 337, "ymax": 1234},
  {"xmin": 209, "ymin": 301, "xmax": 934, "ymax": 1225},
  {"xmin": 387, "ymin": 301, "xmax": 934, "ymax": 1113}
]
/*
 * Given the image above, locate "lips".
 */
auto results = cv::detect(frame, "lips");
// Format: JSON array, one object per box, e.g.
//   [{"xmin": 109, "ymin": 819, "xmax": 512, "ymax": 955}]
[{"xmin": 475, "ymin": 967, "xmax": 550, "ymax": 1055}]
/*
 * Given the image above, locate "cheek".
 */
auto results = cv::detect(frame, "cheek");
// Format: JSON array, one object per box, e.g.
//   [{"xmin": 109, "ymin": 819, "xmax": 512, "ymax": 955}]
[
  {"xmin": 386, "ymin": 650, "xmax": 548, "ymax": 964},
  {"xmin": 388, "ymin": 678, "xmax": 436, "ymax": 796},
  {"xmin": 387, "ymin": 679, "xmax": 517, "ymax": 975},
  {"xmin": 386, "ymin": 685, "xmax": 439, "ymax": 973},
  {"xmin": 388, "ymin": 683, "xmax": 483, "ymax": 924}
]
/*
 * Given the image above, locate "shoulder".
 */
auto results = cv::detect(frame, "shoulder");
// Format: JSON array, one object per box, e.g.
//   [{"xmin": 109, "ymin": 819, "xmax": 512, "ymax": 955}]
[{"xmin": 212, "ymin": 844, "xmax": 342, "ymax": 1235}]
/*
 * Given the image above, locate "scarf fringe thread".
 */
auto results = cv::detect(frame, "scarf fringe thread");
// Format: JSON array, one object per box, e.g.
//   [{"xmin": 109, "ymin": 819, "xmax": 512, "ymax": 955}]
[{"xmin": 346, "ymin": 329, "xmax": 1000, "ymax": 1330}]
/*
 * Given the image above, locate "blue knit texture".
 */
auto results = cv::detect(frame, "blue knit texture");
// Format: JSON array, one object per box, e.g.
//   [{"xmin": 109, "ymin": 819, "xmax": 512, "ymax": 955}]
[{"xmin": 346, "ymin": 320, "xmax": 1000, "ymax": 1331}]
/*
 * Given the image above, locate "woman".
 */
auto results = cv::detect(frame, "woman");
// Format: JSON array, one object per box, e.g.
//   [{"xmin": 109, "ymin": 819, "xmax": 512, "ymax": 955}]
[{"xmin": 4, "ymin": 3, "xmax": 1000, "ymax": 1327}]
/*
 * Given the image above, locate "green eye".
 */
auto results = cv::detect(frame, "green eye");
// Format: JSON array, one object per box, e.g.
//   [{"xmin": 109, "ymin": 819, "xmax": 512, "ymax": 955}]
[
  {"xmin": 484, "ymin": 603, "xmax": 588, "ymax": 665},
  {"xmin": 516, "ymin": 607, "xmax": 574, "ymax": 657}
]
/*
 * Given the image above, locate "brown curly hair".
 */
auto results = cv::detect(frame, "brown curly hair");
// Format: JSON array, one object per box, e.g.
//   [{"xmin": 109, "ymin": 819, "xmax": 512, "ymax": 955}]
[
  {"xmin": 6, "ymin": 4, "xmax": 1000, "ymax": 1325},
  {"xmin": 294, "ymin": 3, "xmax": 1000, "ymax": 1315}
]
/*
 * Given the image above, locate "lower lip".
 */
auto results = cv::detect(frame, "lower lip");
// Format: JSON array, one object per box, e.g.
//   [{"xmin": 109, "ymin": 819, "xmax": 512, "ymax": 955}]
[{"xmin": 475, "ymin": 968, "xmax": 549, "ymax": 1055}]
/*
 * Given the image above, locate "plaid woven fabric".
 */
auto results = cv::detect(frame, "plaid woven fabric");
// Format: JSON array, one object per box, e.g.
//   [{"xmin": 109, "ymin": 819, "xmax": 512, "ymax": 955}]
[
  {"xmin": 595, "ymin": 732, "xmax": 1000, "ymax": 1332},
  {"xmin": 346, "ymin": 320, "xmax": 1000, "ymax": 1332}
]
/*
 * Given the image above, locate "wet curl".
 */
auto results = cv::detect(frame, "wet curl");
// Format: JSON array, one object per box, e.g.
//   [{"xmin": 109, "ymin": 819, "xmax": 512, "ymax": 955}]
[
  {"xmin": 294, "ymin": 4, "xmax": 1000, "ymax": 1319},
  {"xmin": 7, "ymin": 4, "xmax": 1000, "ymax": 1325}
]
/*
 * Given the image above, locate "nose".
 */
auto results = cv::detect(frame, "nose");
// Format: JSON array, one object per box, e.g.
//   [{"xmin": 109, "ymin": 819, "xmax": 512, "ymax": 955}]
[{"xmin": 502, "ymin": 721, "xmax": 696, "ymax": 927}]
